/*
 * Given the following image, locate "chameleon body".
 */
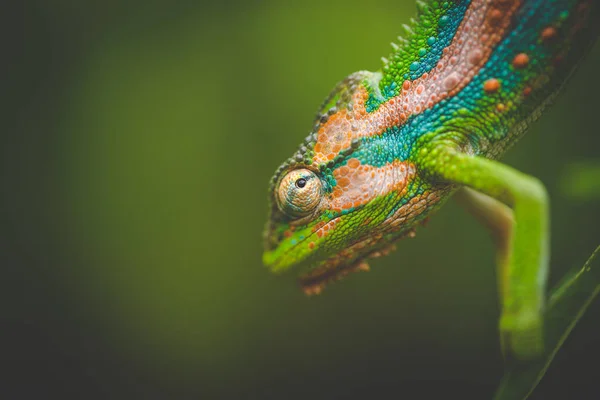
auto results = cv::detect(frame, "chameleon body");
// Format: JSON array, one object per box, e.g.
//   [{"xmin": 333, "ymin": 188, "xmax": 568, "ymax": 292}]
[{"xmin": 263, "ymin": 0, "xmax": 599, "ymax": 359}]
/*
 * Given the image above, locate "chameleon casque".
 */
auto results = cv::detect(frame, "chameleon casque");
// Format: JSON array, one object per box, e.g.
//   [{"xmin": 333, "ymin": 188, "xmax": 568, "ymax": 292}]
[{"xmin": 263, "ymin": 0, "xmax": 599, "ymax": 360}]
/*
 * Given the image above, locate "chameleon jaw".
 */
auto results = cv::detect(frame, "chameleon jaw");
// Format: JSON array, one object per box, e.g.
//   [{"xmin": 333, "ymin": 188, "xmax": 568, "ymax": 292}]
[
  {"xmin": 298, "ymin": 258, "xmax": 372, "ymax": 296},
  {"xmin": 296, "ymin": 221, "xmax": 423, "ymax": 295},
  {"xmin": 262, "ymin": 216, "xmax": 339, "ymax": 274},
  {"xmin": 298, "ymin": 243, "xmax": 399, "ymax": 296}
]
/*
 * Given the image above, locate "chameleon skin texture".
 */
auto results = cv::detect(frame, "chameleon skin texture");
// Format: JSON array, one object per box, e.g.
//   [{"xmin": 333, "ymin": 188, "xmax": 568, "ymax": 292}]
[{"xmin": 263, "ymin": 0, "xmax": 599, "ymax": 294}]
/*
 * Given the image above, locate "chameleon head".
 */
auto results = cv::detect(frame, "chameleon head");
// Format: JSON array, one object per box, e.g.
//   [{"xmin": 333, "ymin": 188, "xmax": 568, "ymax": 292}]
[
  {"xmin": 262, "ymin": 157, "xmax": 425, "ymax": 295},
  {"xmin": 262, "ymin": 72, "xmax": 445, "ymax": 295}
]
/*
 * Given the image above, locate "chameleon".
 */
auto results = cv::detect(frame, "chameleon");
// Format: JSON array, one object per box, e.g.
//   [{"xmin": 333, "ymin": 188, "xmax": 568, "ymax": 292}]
[{"xmin": 262, "ymin": 0, "xmax": 599, "ymax": 360}]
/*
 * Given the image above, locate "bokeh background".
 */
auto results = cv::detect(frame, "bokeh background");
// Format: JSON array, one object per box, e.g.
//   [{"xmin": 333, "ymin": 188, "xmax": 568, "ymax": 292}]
[{"xmin": 4, "ymin": 1, "xmax": 600, "ymax": 399}]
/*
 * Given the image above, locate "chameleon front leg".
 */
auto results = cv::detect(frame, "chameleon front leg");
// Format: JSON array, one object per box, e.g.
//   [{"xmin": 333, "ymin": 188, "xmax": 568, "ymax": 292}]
[{"xmin": 421, "ymin": 143, "xmax": 550, "ymax": 360}]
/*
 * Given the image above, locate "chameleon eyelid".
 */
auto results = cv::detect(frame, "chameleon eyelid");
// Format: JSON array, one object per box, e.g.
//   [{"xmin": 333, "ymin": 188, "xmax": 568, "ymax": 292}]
[{"xmin": 276, "ymin": 168, "xmax": 324, "ymax": 218}]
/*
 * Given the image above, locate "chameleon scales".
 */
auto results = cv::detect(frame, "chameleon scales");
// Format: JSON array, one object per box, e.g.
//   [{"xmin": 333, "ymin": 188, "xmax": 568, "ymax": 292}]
[{"xmin": 262, "ymin": 0, "xmax": 599, "ymax": 360}]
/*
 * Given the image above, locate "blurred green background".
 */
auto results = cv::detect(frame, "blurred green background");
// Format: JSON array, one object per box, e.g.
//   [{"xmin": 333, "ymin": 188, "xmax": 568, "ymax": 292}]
[{"xmin": 3, "ymin": 1, "xmax": 600, "ymax": 398}]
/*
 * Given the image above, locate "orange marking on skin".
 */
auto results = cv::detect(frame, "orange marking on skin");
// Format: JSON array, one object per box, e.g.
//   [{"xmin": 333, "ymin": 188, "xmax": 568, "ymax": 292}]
[
  {"xmin": 329, "ymin": 161, "xmax": 417, "ymax": 211},
  {"xmin": 523, "ymin": 86, "xmax": 532, "ymax": 96},
  {"xmin": 337, "ymin": 177, "xmax": 351, "ymax": 187},
  {"xmin": 312, "ymin": 221, "xmax": 326, "ymax": 232},
  {"xmin": 308, "ymin": 242, "xmax": 315, "ymax": 250},
  {"xmin": 541, "ymin": 26, "xmax": 558, "ymax": 42},
  {"xmin": 489, "ymin": 9, "xmax": 503, "ymax": 22},
  {"xmin": 338, "ymin": 166, "xmax": 349, "ymax": 176},
  {"xmin": 347, "ymin": 158, "xmax": 361, "ymax": 168},
  {"xmin": 484, "ymin": 78, "xmax": 501, "ymax": 93},
  {"xmin": 512, "ymin": 53, "xmax": 529, "ymax": 69},
  {"xmin": 315, "ymin": 219, "xmax": 339, "ymax": 239},
  {"xmin": 352, "ymin": 88, "xmax": 369, "ymax": 117}
]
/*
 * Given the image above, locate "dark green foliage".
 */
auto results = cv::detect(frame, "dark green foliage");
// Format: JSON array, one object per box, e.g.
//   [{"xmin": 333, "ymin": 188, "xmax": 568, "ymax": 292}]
[{"xmin": 494, "ymin": 245, "xmax": 600, "ymax": 400}]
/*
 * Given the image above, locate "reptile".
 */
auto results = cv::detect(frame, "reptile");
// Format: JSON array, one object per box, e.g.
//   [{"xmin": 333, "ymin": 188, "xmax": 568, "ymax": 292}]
[{"xmin": 262, "ymin": 0, "xmax": 599, "ymax": 360}]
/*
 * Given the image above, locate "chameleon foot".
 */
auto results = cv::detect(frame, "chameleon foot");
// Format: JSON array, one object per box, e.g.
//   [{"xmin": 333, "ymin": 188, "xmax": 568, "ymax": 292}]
[{"xmin": 499, "ymin": 309, "xmax": 544, "ymax": 361}]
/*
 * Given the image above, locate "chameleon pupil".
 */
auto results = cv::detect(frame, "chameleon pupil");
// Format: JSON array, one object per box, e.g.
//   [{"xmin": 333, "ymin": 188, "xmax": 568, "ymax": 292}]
[{"xmin": 296, "ymin": 178, "xmax": 307, "ymax": 188}]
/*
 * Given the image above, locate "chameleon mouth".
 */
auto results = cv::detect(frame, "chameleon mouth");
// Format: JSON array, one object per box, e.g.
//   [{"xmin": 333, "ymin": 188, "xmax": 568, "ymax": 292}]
[
  {"xmin": 262, "ymin": 228, "xmax": 316, "ymax": 272},
  {"xmin": 263, "ymin": 215, "xmax": 343, "ymax": 273}
]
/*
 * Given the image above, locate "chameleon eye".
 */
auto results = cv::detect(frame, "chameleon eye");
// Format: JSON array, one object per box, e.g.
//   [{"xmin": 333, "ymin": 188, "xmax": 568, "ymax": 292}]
[{"xmin": 277, "ymin": 169, "xmax": 323, "ymax": 218}]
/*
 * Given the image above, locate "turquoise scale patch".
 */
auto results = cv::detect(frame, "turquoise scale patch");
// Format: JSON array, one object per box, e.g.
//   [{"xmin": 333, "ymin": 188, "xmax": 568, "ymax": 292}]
[
  {"xmin": 350, "ymin": 125, "xmax": 416, "ymax": 167},
  {"xmin": 405, "ymin": 1, "xmax": 469, "ymax": 81}
]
